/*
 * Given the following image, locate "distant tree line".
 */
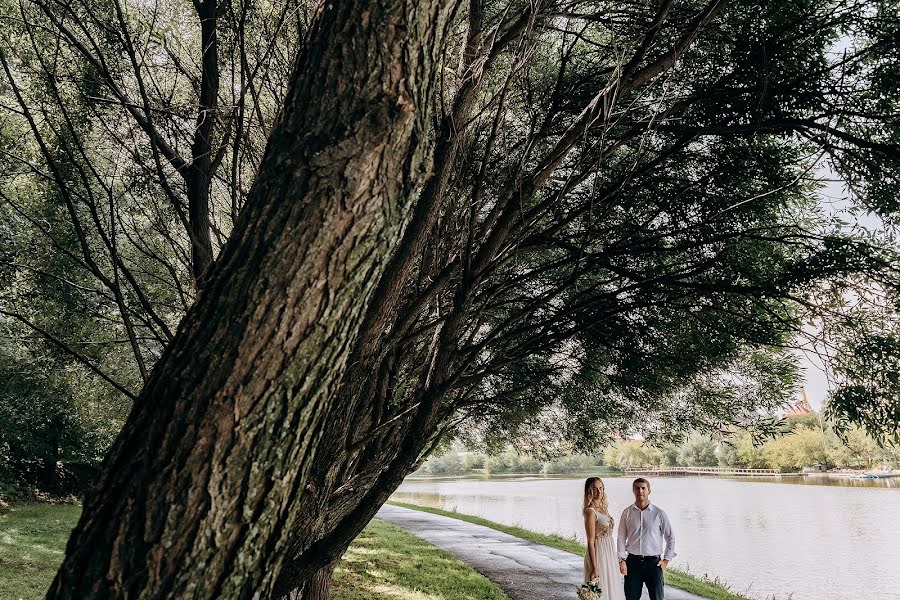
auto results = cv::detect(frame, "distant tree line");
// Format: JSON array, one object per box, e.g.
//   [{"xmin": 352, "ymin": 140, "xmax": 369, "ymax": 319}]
[
  {"xmin": 417, "ymin": 412, "xmax": 899, "ymax": 477},
  {"xmin": 605, "ymin": 425, "xmax": 899, "ymax": 472},
  {"xmin": 416, "ymin": 449, "xmax": 605, "ymax": 476}
]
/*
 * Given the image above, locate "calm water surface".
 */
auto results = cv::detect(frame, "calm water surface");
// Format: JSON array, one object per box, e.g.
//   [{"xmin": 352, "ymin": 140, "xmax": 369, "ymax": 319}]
[{"xmin": 392, "ymin": 475, "xmax": 900, "ymax": 600}]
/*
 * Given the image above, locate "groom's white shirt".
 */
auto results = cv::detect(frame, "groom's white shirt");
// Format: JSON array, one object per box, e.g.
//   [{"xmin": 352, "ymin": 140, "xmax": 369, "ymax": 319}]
[{"xmin": 617, "ymin": 503, "xmax": 676, "ymax": 561}]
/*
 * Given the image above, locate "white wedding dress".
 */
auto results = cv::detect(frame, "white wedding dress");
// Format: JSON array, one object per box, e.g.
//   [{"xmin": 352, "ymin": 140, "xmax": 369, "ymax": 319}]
[{"xmin": 583, "ymin": 508, "xmax": 626, "ymax": 600}]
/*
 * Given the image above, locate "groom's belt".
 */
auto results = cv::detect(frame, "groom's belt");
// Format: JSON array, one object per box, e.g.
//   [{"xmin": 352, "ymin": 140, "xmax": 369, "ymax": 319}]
[{"xmin": 626, "ymin": 554, "xmax": 660, "ymax": 560}]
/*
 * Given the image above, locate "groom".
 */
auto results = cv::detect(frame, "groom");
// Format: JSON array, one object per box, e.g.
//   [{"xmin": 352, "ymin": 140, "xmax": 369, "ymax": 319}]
[{"xmin": 617, "ymin": 478, "xmax": 676, "ymax": 600}]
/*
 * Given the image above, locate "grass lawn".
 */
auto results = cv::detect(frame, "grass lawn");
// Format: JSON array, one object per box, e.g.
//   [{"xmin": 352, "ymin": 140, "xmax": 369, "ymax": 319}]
[
  {"xmin": 1, "ymin": 499, "xmax": 747, "ymax": 600},
  {"xmin": 332, "ymin": 519, "xmax": 507, "ymax": 600},
  {"xmin": 0, "ymin": 503, "xmax": 506, "ymax": 600},
  {"xmin": 388, "ymin": 501, "xmax": 751, "ymax": 600},
  {"xmin": 0, "ymin": 503, "xmax": 81, "ymax": 600}
]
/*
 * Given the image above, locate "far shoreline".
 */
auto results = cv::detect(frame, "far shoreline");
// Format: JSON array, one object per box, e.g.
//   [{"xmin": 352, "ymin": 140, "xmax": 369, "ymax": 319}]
[
  {"xmin": 404, "ymin": 469, "xmax": 900, "ymax": 479},
  {"xmin": 402, "ymin": 470, "xmax": 900, "ymax": 488}
]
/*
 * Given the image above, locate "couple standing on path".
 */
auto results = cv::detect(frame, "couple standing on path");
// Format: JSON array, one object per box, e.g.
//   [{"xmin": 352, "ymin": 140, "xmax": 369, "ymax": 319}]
[{"xmin": 583, "ymin": 477, "xmax": 676, "ymax": 600}]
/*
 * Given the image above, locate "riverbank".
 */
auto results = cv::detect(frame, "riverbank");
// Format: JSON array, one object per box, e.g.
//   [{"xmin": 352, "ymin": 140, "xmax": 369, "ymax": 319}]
[
  {"xmin": 388, "ymin": 501, "xmax": 750, "ymax": 600},
  {"xmin": 395, "ymin": 473, "xmax": 898, "ymax": 599},
  {"xmin": 0, "ymin": 503, "xmax": 508, "ymax": 600}
]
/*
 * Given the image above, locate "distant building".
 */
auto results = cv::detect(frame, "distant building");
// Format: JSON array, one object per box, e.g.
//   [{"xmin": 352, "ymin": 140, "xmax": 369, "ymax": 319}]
[{"xmin": 785, "ymin": 389, "xmax": 813, "ymax": 416}]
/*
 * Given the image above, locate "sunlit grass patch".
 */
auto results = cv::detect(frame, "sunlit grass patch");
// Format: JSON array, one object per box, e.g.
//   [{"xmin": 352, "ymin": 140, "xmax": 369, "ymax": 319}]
[
  {"xmin": 332, "ymin": 519, "xmax": 508, "ymax": 600},
  {"xmin": 0, "ymin": 503, "xmax": 81, "ymax": 600}
]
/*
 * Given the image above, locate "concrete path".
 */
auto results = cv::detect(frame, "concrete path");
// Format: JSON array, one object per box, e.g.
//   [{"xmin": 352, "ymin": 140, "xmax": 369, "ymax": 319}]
[{"xmin": 376, "ymin": 504, "xmax": 704, "ymax": 600}]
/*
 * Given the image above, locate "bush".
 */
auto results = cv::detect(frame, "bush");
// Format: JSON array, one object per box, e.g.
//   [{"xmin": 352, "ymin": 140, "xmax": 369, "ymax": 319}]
[
  {"xmin": 542, "ymin": 454, "xmax": 598, "ymax": 474},
  {"xmin": 603, "ymin": 441, "xmax": 663, "ymax": 469},
  {"xmin": 660, "ymin": 445, "xmax": 679, "ymax": 468},
  {"xmin": 462, "ymin": 453, "xmax": 486, "ymax": 470},
  {"xmin": 0, "ymin": 347, "xmax": 130, "ymax": 499},
  {"xmin": 418, "ymin": 452, "xmax": 466, "ymax": 476},
  {"xmin": 677, "ymin": 433, "xmax": 718, "ymax": 467},
  {"xmin": 483, "ymin": 450, "xmax": 543, "ymax": 474},
  {"xmin": 761, "ymin": 426, "xmax": 829, "ymax": 472}
]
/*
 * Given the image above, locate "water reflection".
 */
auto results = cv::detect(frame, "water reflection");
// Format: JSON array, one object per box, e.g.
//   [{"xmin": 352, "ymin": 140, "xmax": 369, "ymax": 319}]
[
  {"xmin": 731, "ymin": 474, "xmax": 900, "ymax": 488},
  {"xmin": 392, "ymin": 475, "xmax": 899, "ymax": 600}
]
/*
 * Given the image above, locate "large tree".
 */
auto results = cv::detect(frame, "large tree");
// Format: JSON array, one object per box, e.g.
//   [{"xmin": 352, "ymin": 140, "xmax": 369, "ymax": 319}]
[
  {"xmin": 0, "ymin": 0, "xmax": 897, "ymax": 598},
  {"xmin": 36, "ymin": 0, "xmax": 461, "ymax": 597},
  {"xmin": 268, "ymin": 1, "xmax": 900, "ymax": 595}
]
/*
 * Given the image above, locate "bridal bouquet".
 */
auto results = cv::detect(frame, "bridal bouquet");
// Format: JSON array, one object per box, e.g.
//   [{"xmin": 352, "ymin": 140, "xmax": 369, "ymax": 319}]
[{"xmin": 577, "ymin": 579, "xmax": 603, "ymax": 600}]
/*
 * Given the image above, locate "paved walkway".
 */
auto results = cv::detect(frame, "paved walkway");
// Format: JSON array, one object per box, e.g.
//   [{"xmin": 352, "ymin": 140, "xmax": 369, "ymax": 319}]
[{"xmin": 376, "ymin": 504, "xmax": 704, "ymax": 600}]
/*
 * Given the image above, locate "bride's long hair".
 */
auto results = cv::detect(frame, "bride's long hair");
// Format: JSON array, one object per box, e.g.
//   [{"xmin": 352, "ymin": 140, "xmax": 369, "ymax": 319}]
[{"xmin": 583, "ymin": 477, "xmax": 608, "ymax": 513}]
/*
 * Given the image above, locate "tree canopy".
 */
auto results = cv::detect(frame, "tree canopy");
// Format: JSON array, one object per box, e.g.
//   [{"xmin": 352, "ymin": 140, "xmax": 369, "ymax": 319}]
[{"xmin": 0, "ymin": 0, "xmax": 898, "ymax": 597}]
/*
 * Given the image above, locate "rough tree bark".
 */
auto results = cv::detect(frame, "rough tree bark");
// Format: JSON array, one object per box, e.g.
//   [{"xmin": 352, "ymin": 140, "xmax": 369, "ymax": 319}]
[
  {"xmin": 269, "ymin": 9, "xmax": 519, "ymax": 593},
  {"xmin": 48, "ymin": 1, "xmax": 459, "ymax": 598},
  {"xmin": 298, "ymin": 560, "xmax": 335, "ymax": 600}
]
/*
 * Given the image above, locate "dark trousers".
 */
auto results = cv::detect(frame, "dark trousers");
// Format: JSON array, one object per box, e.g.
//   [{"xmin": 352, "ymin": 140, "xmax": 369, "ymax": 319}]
[{"xmin": 624, "ymin": 554, "xmax": 664, "ymax": 600}]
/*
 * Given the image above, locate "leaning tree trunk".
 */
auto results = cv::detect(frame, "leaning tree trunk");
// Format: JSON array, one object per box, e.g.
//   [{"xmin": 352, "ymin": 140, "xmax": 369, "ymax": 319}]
[
  {"xmin": 269, "ymin": 334, "xmax": 463, "ymax": 597},
  {"xmin": 298, "ymin": 560, "xmax": 336, "ymax": 600},
  {"xmin": 270, "ymin": 13, "xmax": 510, "ymax": 593},
  {"xmin": 48, "ymin": 1, "xmax": 459, "ymax": 598},
  {"xmin": 272, "ymin": 420, "xmax": 447, "ymax": 598}
]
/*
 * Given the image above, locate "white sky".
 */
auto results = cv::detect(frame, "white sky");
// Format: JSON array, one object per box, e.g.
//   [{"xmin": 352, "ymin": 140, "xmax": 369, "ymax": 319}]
[
  {"xmin": 796, "ymin": 162, "xmax": 891, "ymax": 411},
  {"xmin": 798, "ymin": 351, "xmax": 829, "ymax": 410}
]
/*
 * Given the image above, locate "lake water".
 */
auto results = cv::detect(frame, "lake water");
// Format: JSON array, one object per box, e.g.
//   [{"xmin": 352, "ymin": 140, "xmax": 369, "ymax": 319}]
[{"xmin": 392, "ymin": 475, "xmax": 900, "ymax": 600}]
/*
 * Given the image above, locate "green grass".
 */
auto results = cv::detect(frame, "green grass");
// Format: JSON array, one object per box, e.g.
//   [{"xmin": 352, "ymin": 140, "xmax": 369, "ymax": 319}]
[
  {"xmin": 333, "ymin": 519, "xmax": 508, "ymax": 600},
  {"xmin": 0, "ymin": 503, "xmax": 81, "ymax": 600},
  {"xmin": 0, "ymin": 504, "xmax": 506, "ymax": 600},
  {"xmin": 0, "ymin": 500, "xmax": 748, "ymax": 600},
  {"xmin": 388, "ymin": 501, "xmax": 751, "ymax": 600}
]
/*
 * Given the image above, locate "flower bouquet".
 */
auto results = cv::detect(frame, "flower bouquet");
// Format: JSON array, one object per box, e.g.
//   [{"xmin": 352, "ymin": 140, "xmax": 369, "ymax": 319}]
[{"xmin": 577, "ymin": 579, "xmax": 603, "ymax": 600}]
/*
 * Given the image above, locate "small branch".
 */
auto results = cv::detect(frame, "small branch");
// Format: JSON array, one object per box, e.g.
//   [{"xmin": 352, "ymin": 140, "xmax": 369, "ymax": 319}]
[{"xmin": 0, "ymin": 308, "xmax": 138, "ymax": 401}]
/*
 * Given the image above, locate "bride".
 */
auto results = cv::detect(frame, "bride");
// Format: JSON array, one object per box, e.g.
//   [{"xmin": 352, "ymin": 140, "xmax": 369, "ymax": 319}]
[{"xmin": 583, "ymin": 477, "xmax": 625, "ymax": 600}]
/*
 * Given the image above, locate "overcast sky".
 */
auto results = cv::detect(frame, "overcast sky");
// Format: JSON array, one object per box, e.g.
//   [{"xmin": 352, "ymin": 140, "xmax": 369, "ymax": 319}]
[
  {"xmin": 797, "ymin": 156, "xmax": 889, "ymax": 410},
  {"xmin": 798, "ymin": 351, "xmax": 829, "ymax": 410}
]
